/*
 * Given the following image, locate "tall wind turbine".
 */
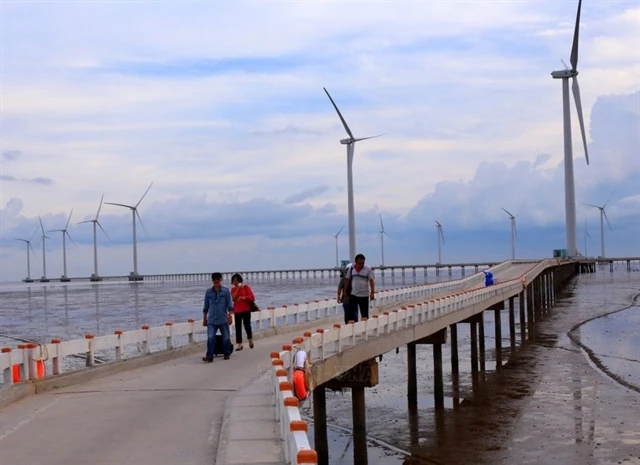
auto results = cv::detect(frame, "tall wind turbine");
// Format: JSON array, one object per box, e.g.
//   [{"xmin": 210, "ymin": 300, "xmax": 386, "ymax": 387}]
[
  {"xmin": 501, "ymin": 207, "xmax": 518, "ymax": 260},
  {"xmin": 324, "ymin": 88, "xmax": 383, "ymax": 262},
  {"xmin": 13, "ymin": 227, "xmax": 39, "ymax": 282},
  {"xmin": 48, "ymin": 209, "xmax": 76, "ymax": 281},
  {"xmin": 435, "ymin": 221, "xmax": 445, "ymax": 264},
  {"xmin": 78, "ymin": 195, "xmax": 111, "ymax": 281},
  {"xmin": 379, "ymin": 214, "xmax": 388, "ymax": 267},
  {"xmin": 585, "ymin": 198, "xmax": 613, "ymax": 258},
  {"xmin": 333, "ymin": 225, "xmax": 344, "ymax": 268},
  {"xmin": 105, "ymin": 182, "xmax": 153, "ymax": 279},
  {"xmin": 583, "ymin": 219, "xmax": 592, "ymax": 257},
  {"xmin": 37, "ymin": 216, "xmax": 52, "ymax": 281},
  {"xmin": 551, "ymin": 0, "xmax": 590, "ymax": 258}
]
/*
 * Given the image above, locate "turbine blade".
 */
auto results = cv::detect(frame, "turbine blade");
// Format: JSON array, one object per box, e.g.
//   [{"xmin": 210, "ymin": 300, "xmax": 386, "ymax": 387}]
[
  {"xmin": 514, "ymin": 219, "xmax": 518, "ymax": 240},
  {"xmin": 136, "ymin": 210, "xmax": 149, "ymax": 238},
  {"xmin": 66, "ymin": 231, "xmax": 77, "ymax": 247},
  {"xmin": 96, "ymin": 221, "xmax": 112, "ymax": 242},
  {"xmin": 29, "ymin": 243, "xmax": 36, "ymax": 256},
  {"xmin": 65, "ymin": 208, "xmax": 74, "ymax": 230},
  {"xmin": 440, "ymin": 229, "xmax": 445, "ymax": 245},
  {"xmin": 77, "ymin": 220, "xmax": 94, "ymax": 225},
  {"xmin": 323, "ymin": 87, "xmax": 354, "ymax": 139},
  {"xmin": 336, "ymin": 225, "xmax": 344, "ymax": 236},
  {"xmin": 354, "ymin": 133, "xmax": 385, "ymax": 142},
  {"xmin": 501, "ymin": 207, "xmax": 514, "ymax": 218},
  {"xmin": 136, "ymin": 182, "xmax": 154, "ymax": 208},
  {"xmin": 29, "ymin": 226, "xmax": 39, "ymax": 241},
  {"xmin": 13, "ymin": 238, "xmax": 28, "ymax": 243},
  {"xmin": 570, "ymin": 0, "xmax": 583, "ymax": 71},
  {"xmin": 586, "ymin": 232, "xmax": 592, "ymax": 239},
  {"xmin": 434, "ymin": 220, "xmax": 441, "ymax": 227},
  {"xmin": 571, "ymin": 76, "xmax": 589, "ymax": 165},
  {"xmin": 38, "ymin": 216, "xmax": 45, "ymax": 235},
  {"xmin": 379, "ymin": 214, "xmax": 384, "ymax": 231},
  {"xmin": 96, "ymin": 194, "xmax": 105, "ymax": 219},
  {"xmin": 603, "ymin": 189, "xmax": 616, "ymax": 208},
  {"xmin": 104, "ymin": 202, "xmax": 134, "ymax": 209},
  {"xmin": 603, "ymin": 210, "xmax": 612, "ymax": 231},
  {"xmin": 561, "ymin": 59, "xmax": 570, "ymax": 70},
  {"xmin": 583, "ymin": 203, "xmax": 600, "ymax": 209}
]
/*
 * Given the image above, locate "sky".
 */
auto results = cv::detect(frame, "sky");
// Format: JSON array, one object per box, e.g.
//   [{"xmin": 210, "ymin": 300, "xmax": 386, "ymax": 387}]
[{"xmin": 1, "ymin": 0, "xmax": 639, "ymax": 282}]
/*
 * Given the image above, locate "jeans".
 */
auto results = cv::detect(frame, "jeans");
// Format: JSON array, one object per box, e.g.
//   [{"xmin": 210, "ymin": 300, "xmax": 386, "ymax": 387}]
[
  {"xmin": 234, "ymin": 311, "xmax": 253, "ymax": 344},
  {"xmin": 347, "ymin": 296, "xmax": 369, "ymax": 322},
  {"xmin": 206, "ymin": 323, "xmax": 230, "ymax": 358}
]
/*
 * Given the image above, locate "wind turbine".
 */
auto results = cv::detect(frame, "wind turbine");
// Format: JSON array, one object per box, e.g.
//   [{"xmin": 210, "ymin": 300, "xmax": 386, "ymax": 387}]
[
  {"xmin": 105, "ymin": 182, "xmax": 152, "ymax": 279},
  {"xmin": 501, "ymin": 207, "xmax": 518, "ymax": 260},
  {"xmin": 379, "ymin": 214, "xmax": 388, "ymax": 267},
  {"xmin": 78, "ymin": 195, "xmax": 111, "ymax": 281},
  {"xmin": 48, "ymin": 209, "xmax": 76, "ymax": 281},
  {"xmin": 333, "ymin": 225, "xmax": 344, "ymax": 268},
  {"xmin": 324, "ymin": 87, "xmax": 383, "ymax": 262},
  {"xmin": 551, "ymin": 0, "xmax": 590, "ymax": 258},
  {"xmin": 435, "ymin": 221, "xmax": 445, "ymax": 264},
  {"xmin": 37, "ymin": 216, "xmax": 52, "ymax": 281},
  {"xmin": 13, "ymin": 227, "xmax": 39, "ymax": 282},
  {"xmin": 583, "ymin": 219, "xmax": 592, "ymax": 257},
  {"xmin": 584, "ymin": 196, "xmax": 613, "ymax": 259}
]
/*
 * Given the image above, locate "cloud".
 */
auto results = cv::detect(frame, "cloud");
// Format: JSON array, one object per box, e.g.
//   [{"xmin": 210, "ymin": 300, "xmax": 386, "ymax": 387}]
[
  {"xmin": 284, "ymin": 186, "xmax": 330, "ymax": 204},
  {"xmin": 2, "ymin": 150, "xmax": 21, "ymax": 161},
  {"xmin": 0, "ymin": 175, "xmax": 54, "ymax": 185}
]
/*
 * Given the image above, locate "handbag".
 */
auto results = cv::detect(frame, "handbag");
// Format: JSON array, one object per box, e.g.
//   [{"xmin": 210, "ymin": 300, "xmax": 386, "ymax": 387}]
[{"xmin": 248, "ymin": 299, "xmax": 260, "ymax": 312}]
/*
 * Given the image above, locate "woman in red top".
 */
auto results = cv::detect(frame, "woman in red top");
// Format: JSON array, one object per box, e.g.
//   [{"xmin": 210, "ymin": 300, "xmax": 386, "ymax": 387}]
[{"xmin": 230, "ymin": 273, "xmax": 256, "ymax": 350}]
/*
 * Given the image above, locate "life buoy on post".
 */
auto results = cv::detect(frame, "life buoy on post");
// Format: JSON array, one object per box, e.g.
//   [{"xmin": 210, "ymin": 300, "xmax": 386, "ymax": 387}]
[{"xmin": 292, "ymin": 349, "xmax": 309, "ymax": 401}]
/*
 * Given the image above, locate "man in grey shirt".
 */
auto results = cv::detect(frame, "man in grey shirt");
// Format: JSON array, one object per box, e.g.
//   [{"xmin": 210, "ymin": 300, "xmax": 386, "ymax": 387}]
[{"xmin": 343, "ymin": 254, "xmax": 375, "ymax": 322}]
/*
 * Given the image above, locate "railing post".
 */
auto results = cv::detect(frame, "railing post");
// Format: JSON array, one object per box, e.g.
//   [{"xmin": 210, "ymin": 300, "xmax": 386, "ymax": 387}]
[
  {"xmin": 141, "ymin": 325, "xmax": 150, "ymax": 354},
  {"xmin": 316, "ymin": 329, "xmax": 325, "ymax": 360},
  {"xmin": 187, "ymin": 319, "xmax": 195, "ymax": 344},
  {"xmin": 51, "ymin": 339, "xmax": 61, "ymax": 374},
  {"xmin": 85, "ymin": 334, "xmax": 95, "ymax": 367},
  {"xmin": 165, "ymin": 322, "xmax": 174, "ymax": 350},
  {"xmin": 18, "ymin": 344, "xmax": 28, "ymax": 382},
  {"xmin": 2, "ymin": 347, "xmax": 13, "ymax": 385},
  {"xmin": 27, "ymin": 343, "xmax": 38, "ymax": 380},
  {"xmin": 114, "ymin": 330, "xmax": 123, "ymax": 361}
]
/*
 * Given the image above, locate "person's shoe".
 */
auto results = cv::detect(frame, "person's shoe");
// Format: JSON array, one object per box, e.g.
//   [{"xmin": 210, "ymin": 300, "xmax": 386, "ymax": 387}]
[
  {"xmin": 249, "ymin": 339, "xmax": 254, "ymax": 349},
  {"xmin": 236, "ymin": 344, "xmax": 243, "ymax": 351},
  {"xmin": 202, "ymin": 357, "xmax": 213, "ymax": 363},
  {"xmin": 223, "ymin": 355, "xmax": 230, "ymax": 360}
]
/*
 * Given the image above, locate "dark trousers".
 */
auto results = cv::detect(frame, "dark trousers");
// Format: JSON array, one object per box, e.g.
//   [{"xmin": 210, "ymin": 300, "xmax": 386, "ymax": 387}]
[
  {"xmin": 342, "ymin": 301, "xmax": 350, "ymax": 324},
  {"xmin": 347, "ymin": 296, "xmax": 369, "ymax": 322},
  {"xmin": 234, "ymin": 311, "xmax": 253, "ymax": 344},
  {"xmin": 206, "ymin": 323, "xmax": 230, "ymax": 358}
]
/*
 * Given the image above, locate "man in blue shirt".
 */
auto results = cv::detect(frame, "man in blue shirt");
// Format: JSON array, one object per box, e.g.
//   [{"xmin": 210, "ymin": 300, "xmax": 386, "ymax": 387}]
[{"xmin": 202, "ymin": 272, "xmax": 233, "ymax": 362}]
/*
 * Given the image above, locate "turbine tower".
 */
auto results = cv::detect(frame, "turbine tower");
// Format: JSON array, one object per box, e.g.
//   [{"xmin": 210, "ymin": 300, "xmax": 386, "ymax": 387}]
[
  {"xmin": 78, "ymin": 195, "xmax": 111, "ymax": 281},
  {"xmin": 583, "ymin": 219, "xmax": 592, "ymax": 257},
  {"xmin": 435, "ymin": 220, "xmax": 445, "ymax": 264},
  {"xmin": 551, "ymin": 0, "xmax": 590, "ymax": 258},
  {"xmin": 324, "ymin": 87, "xmax": 383, "ymax": 262},
  {"xmin": 13, "ymin": 227, "xmax": 39, "ymax": 282},
  {"xmin": 105, "ymin": 182, "xmax": 153, "ymax": 280},
  {"xmin": 333, "ymin": 225, "xmax": 344, "ymax": 268},
  {"xmin": 379, "ymin": 214, "xmax": 388, "ymax": 267},
  {"xmin": 501, "ymin": 207, "xmax": 518, "ymax": 260},
  {"xmin": 37, "ymin": 216, "xmax": 52, "ymax": 282},
  {"xmin": 585, "ymin": 198, "xmax": 613, "ymax": 259},
  {"xmin": 48, "ymin": 209, "xmax": 75, "ymax": 282}
]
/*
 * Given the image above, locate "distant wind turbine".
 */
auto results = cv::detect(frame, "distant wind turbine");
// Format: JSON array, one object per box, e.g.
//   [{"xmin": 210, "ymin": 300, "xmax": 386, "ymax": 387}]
[
  {"xmin": 583, "ymin": 219, "xmax": 592, "ymax": 257},
  {"xmin": 584, "ymin": 194, "xmax": 614, "ymax": 259},
  {"xmin": 501, "ymin": 207, "xmax": 518, "ymax": 260},
  {"xmin": 78, "ymin": 195, "xmax": 111, "ymax": 280},
  {"xmin": 37, "ymin": 216, "xmax": 52, "ymax": 281},
  {"xmin": 105, "ymin": 182, "xmax": 153, "ymax": 278},
  {"xmin": 13, "ymin": 227, "xmax": 39, "ymax": 281},
  {"xmin": 324, "ymin": 87, "xmax": 383, "ymax": 262},
  {"xmin": 379, "ymin": 214, "xmax": 388, "ymax": 267},
  {"xmin": 333, "ymin": 225, "xmax": 344, "ymax": 268},
  {"xmin": 551, "ymin": 0, "xmax": 590, "ymax": 258},
  {"xmin": 435, "ymin": 220, "xmax": 445, "ymax": 264},
  {"xmin": 48, "ymin": 209, "xmax": 76, "ymax": 281}
]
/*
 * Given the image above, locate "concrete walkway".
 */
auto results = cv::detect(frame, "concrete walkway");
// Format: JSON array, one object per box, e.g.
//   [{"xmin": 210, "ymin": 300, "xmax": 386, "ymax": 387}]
[{"xmin": 0, "ymin": 326, "xmax": 317, "ymax": 465}]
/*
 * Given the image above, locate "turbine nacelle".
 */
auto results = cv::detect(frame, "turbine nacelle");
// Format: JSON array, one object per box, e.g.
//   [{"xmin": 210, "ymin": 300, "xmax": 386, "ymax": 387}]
[
  {"xmin": 551, "ymin": 69, "xmax": 578, "ymax": 79},
  {"xmin": 340, "ymin": 138, "xmax": 353, "ymax": 145}
]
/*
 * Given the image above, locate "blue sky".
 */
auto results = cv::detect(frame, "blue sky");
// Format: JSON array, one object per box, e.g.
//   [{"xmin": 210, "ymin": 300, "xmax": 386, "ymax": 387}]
[{"xmin": 1, "ymin": 1, "xmax": 639, "ymax": 281}]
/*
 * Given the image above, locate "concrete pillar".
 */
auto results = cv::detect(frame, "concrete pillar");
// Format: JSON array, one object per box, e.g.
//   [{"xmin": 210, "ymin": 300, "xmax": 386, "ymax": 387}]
[
  {"xmin": 494, "ymin": 307, "xmax": 502, "ymax": 369},
  {"xmin": 478, "ymin": 314, "xmax": 486, "ymax": 372},
  {"xmin": 527, "ymin": 286, "xmax": 535, "ymax": 339},
  {"xmin": 352, "ymin": 386, "xmax": 368, "ymax": 465},
  {"xmin": 313, "ymin": 387, "xmax": 329, "ymax": 465},
  {"xmin": 450, "ymin": 324, "xmax": 459, "ymax": 376},
  {"xmin": 519, "ymin": 291, "xmax": 526, "ymax": 341},
  {"xmin": 470, "ymin": 322, "xmax": 478, "ymax": 372},
  {"xmin": 407, "ymin": 342, "xmax": 417, "ymax": 406},
  {"xmin": 508, "ymin": 297, "xmax": 516, "ymax": 349},
  {"xmin": 433, "ymin": 343, "xmax": 444, "ymax": 409}
]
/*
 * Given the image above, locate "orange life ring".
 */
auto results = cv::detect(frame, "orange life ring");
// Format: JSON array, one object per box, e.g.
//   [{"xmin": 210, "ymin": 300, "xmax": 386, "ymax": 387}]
[{"xmin": 293, "ymin": 369, "xmax": 308, "ymax": 401}]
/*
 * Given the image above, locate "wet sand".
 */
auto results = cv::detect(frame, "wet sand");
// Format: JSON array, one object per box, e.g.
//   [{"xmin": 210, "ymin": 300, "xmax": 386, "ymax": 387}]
[{"xmin": 308, "ymin": 271, "xmax": 640, "ymax": 464}]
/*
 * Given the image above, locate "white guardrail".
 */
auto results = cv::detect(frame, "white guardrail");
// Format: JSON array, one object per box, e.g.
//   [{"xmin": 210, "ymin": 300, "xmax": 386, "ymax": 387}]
[
  {"xmin": 1, "ymin": 261, "xmax": 523, "ymax": 387},
  {"xmin": 268, "ymin": 258, "xmax": 561, "ymax": 464}
]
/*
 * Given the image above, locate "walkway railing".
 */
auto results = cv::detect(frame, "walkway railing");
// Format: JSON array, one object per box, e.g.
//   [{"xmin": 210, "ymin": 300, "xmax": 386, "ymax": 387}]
[{"xmin": 266, "ymin": 259, "xmax": 556, "ymax": 464}]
